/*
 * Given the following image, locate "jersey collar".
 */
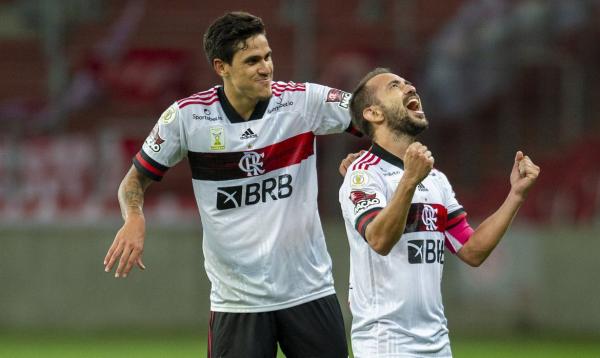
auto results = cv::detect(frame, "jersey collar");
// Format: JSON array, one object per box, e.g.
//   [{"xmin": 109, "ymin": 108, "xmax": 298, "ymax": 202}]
[
  {"xmin": 216, "ymin": 86, "xmax": 270, "ymax": 123},
  {"xmin": 371, "ymin": 142, "xmax": 405, "ymax": 169}
]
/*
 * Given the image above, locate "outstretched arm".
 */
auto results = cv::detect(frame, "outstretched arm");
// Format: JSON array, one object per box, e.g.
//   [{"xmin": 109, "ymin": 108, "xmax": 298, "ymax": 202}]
[
  {"xmin": 457, "ymin": 151, "xmax": 540, "ymax": 267},
  {"xmin": 104, "ymin": 165, "xmax": 153, "ymax": 278}
]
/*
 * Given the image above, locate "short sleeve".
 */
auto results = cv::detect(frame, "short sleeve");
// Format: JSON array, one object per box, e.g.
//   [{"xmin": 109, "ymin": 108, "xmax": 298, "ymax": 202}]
[
  {"xmin": 339, "ymin": 167, "xmax": 387, "ymax": 240},
  {"xmin": 305, "ymin": 83, "xmax": 353, "ymax": 135},
  {"xmin": 434, "ymin": 170, "xmax": 465, "ymax": 222},
  {"xmin": 133, "ymin": 103, "xmax": 186, "ymax": 181},
  {"xmin": 434, "ymin": 170, "xmax": 472, "ymax": 253}
]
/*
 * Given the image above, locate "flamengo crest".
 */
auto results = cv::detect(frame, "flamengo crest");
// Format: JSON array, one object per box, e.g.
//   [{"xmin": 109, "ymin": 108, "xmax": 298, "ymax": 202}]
[
  {"xmin": 421, "ymin": 204, "xmax": 438, "ymax": 231},
  {"xmin": 239, "ymin": 151, "xmax": 265, "ymax": 176}
]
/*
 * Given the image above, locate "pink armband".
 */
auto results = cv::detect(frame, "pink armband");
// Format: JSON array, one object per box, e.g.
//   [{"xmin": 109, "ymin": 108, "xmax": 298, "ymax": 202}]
[{"xmin": 444, "ymin": 214, "xmax": 474, "ymax": 254}]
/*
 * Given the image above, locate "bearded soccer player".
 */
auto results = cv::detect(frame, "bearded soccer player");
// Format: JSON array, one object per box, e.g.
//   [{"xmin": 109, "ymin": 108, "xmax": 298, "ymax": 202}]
[
  {"xmin": 339, "ymin": 68, "xmax": 540, "ymax": 358},
  {"xmin": 103, "ymin": 11, "xmax": 357, "ymax": 358}
]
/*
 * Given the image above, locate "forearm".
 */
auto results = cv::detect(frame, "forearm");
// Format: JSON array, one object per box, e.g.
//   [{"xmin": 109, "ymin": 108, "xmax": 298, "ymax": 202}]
[
  {"xmin": 365, "ymin": 178, "xmax": 417, "ymax": 255},
  {"xmin": 460, "ymin": 191, "xmax": 525, "ymax": 266},
  {"xmin": 118, "ymin": 166, "xmax": 152, "ymax": 220}
]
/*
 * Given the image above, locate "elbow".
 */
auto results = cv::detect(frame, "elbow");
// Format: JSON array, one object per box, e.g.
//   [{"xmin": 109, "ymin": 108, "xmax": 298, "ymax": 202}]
[
  {"xmin": 462, "ymin": 252, "xmax": 487, "ymax": 267},
  {"xmin": 367, "ymin": 236, "xmax": 392, "ymax": 256},
  {"xmin": 466, "ymin": 258, "xmax": 483, "ymax": 267},
  {"xmin": 364, "ymin": 225, "xmax": 398, "ymax": 256},
  {"xmin": 373, "ymin": 246, "xmax": 391, "ymax": 256}
]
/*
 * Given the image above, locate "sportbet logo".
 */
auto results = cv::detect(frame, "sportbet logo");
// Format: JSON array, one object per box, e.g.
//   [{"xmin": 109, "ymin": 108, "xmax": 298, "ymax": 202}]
[{"xmin": 216, "ymin": 174, "xmax": 293, "ymax": 210}]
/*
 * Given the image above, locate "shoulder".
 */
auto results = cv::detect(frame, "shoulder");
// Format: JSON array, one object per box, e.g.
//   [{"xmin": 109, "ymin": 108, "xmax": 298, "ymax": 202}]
[
  {"xmin": 343, "ymin": 151, "xmax": 384, "ymax": 188},
  {"xmin": 171, "ymin": 87, "xmax": 226, "ymax": 124},
  {"xmin": 349, "ymin": 150, "xmax": 383, "ymax": 172},
  {"xmin": 430, "ymin": 168, "xmax": 447, "ymax": 179},
  {"xmin": 175, "ymin": 87, "xmax": 220, "ymax": 109},
  {"xmin": 271, "ymin": 81, "xmax": 306, "ymax": 97},
  {"xmin": 429, "ymin": 168, "xmax": 453, "ymax": 189}
]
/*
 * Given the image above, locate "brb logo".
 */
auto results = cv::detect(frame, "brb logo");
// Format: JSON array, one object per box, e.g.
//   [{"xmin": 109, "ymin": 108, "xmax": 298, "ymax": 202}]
[
  {"xmin": 216, "ymin": 174, "xmax": 293, "ymax": 210},
  {"xmin": 407, "ymin": 239, "xmax": 444, "ymax": 264},
  {"xmin": 239, "ymin": 151, "xmax": 265, "ymax": 176}
]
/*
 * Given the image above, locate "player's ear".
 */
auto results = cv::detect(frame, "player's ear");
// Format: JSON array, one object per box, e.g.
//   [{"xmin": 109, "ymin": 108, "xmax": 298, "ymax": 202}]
[
  {"xmin": 213, "ymin": 58, "xmax": 228, "ymax": 78},
  {"xmin": 363, "ymin": 106, "xmax": 383, "ymax": 124}
]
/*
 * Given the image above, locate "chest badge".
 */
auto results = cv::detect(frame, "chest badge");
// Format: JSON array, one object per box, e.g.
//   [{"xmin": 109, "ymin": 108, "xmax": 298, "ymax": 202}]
[{"xmin": 210, "ymin": 126, "xmax": 225, "ymax": 151}]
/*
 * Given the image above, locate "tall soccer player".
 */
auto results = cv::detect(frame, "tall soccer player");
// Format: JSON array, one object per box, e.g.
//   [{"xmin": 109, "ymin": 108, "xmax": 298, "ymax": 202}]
[
  {"xmin": 103, "ymin": 11, "xmax": 357, "ymax": 358},
  {"xmin": 339, "ymin": 68, "xmax": 540, "ymax": 357}
]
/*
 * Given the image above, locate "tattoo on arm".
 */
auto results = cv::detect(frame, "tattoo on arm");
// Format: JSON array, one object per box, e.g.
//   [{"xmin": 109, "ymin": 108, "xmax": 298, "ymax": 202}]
[{"xmin": 118, "ymin": 167, "xmax": 152, "ymax": 220}]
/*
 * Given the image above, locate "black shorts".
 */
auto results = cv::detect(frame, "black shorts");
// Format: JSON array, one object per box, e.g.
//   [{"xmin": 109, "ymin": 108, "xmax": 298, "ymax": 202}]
[{"xmin": 208, "ymin": 294, "xmax": 348, "ymax": 358}]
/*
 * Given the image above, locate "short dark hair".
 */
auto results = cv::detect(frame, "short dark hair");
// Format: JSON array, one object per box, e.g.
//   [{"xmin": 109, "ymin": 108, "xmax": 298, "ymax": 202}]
[
  {"xmin": 349, "ymin": 67, "xmax": 392, "ymax": 139},
  {"xmin": 203, "ymin": 11, "xmax": 266, "ymax": 65}
]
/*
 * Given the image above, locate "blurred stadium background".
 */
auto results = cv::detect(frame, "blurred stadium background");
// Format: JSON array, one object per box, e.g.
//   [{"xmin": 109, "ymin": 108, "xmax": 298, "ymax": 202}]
[{"xmin": 1, "ymin": 0, "xmax": 599, "ymax": 356}]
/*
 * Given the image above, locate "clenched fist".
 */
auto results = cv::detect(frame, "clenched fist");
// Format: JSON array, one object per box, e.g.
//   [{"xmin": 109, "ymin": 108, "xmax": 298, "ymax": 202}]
[
  {"xmin": 403, "ymin": 142, "xmax": 434, "ymax": 186},
  {"xmin": 510, "ymin": 151, "xmax": 540, "ymax": 199}
]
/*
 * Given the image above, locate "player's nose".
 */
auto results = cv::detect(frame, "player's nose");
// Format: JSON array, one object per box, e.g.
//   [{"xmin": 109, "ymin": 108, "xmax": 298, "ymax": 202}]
[{"xmin": 257, "ymin": 61, "xmax": 272, "ymax": 75}]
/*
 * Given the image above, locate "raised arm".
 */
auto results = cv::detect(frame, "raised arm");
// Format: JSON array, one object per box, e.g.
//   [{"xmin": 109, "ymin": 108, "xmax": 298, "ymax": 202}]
[
  {"xmin": 457, "ymin": 151, "xmax": 540, "ymax": 267},
  {"xmin": 104, "ymin": 165, "xmax": 153, "ymax": 278},
  {"xmin": 365, "ymin": 142, "xmax": 434, "ymax": 255}
]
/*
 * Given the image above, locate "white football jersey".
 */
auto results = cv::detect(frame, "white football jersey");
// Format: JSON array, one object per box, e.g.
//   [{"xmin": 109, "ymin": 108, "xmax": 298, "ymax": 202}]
[
  {"xmin": 134, "ymin": 81, "xmax": 354, "ymax": 312},
  {"xmin": 339, "ymin": 143, "xmax": 468, "ymax": 358}
]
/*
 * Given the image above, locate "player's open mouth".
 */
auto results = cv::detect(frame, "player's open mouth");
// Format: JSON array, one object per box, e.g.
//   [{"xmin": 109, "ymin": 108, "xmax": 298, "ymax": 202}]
[{"xmin": 405, "ymin": 96, "xmax": 425, "ymax": 116}]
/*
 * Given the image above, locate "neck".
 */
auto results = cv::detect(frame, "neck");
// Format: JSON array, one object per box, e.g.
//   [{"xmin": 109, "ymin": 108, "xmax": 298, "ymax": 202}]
[
  {"xmin": 223, "ymin": 82, "xmax": 259, "ymax": 120},
  {"xmin": 373, "ymin": 128, "xmax": 416, "ymax": 161}
]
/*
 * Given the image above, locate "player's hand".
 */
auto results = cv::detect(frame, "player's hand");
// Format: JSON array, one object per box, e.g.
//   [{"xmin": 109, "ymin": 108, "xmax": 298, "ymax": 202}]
[
  {"xmin": 104, "ymin": 214, "xmax": 146, "ymax": 278},
  {"xmin": 509, "ymin": 151, "xmax": 540, "ymax": 199},
  {"xmin": 402, "ymin": 142, "xmax": 434, "ymax": 186},
  {"xmin": 339, "ymin": 150, "xmax": 365, "ymax": 177}
]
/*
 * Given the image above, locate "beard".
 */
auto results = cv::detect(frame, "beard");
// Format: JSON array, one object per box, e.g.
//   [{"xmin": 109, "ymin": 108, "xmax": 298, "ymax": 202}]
[
  {"xmin": 257, "ymin": 93, "xmax": 272, "ymax": 101},
  {"xmin": 383, "ymin": 103, "xmax": 428, "ymax": 138}
]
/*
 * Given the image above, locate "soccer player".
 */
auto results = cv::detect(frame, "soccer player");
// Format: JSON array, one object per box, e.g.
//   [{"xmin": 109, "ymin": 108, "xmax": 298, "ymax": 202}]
[
  {"xmin": 339, "ymin": 68, "xmax": 540, "ymax": 357},
  {"xmin": 103, "ymin": 11, "xmax": 356, "ymax": 358}
]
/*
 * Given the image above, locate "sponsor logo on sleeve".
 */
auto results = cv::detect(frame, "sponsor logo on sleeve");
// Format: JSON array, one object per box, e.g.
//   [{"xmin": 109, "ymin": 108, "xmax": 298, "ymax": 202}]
[
  {"xmin": 350, "ymin": 170, "xmax": 369, "ymax": 188},
  {"xmin": 145, "ymin": 124, "xmax": 165, "ymax": 152},
  {"xmin": 160, "ymin": 105, "xmax": 177, "ymax": 124},
  {"xmin": 326, "ymin": 88, "xmax": 351, "ymax": 109},
  {"xmin": 209, "ymin": 126, "xmax": 225, "ymax": 151},
  {"xmin": 350, "ymin": 190, "xmax": 380, "ymax": 214}
]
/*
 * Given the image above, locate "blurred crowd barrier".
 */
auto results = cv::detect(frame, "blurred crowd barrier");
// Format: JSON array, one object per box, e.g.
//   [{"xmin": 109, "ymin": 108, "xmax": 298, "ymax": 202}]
[{"xmin": 0, "ymin": 223, "xmax": 598, "ymax": 337}]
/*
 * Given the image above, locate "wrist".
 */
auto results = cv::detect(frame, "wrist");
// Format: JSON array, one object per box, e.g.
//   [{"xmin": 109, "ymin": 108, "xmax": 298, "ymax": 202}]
[
  {"xmin": 507, "ymin": 190, "xmax": 526, "ymax": 205},
  {"xmin": 399, "ymin": 175, "xmax": 420, "ymax": 189},
  {"xmin": 125, "ymin": 210, "xmax": 145, "ymax": 222}
]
